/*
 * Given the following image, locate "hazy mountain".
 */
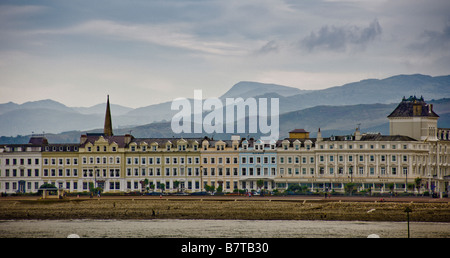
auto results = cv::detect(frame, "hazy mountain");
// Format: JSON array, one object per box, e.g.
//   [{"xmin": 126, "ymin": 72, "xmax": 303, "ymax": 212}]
[
  {"xmin": 119, "ymin": 98, "xmax": 450, "ymax": 140},
  {"xmin": 2, "ymin": 98, "xmax": 449, "ymax": 144},
  {"xmin": 1, "ymin": 74, "xmax": 450, "ymax": 138},
  {"xmin": 0, "ymin": 99, "xmax": 74, "ymax": 115},
  {"xmin": 277, "ymin": 74, "xmax": 450, "ymax": 113},
  {"xmin": 118, "ymin": 81, "xmax": 311, "ymax": 126},
  {"xmin": 0, "ymin": 108, "xmax": 102, "ymax": 137},
  {"xmin": 72, "ymin": 103, "xmax": 133, "ymax": 116},
  {"xmin": 220, "ymin": 81, "xmax": 311, "ymax": 99}
]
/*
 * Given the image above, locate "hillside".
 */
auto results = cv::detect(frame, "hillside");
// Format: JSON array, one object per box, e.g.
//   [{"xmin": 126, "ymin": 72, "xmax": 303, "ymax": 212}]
[
  {"xmin": 3, "ymin": 98, "xmax": 448, "ymax": 144},
  {"xmin": 1, "ymin": 74, "xmax": 449, "ymax": 138}
]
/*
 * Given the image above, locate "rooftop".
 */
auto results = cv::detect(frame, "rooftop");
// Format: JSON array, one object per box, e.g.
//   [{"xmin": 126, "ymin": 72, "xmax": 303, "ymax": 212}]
[{"xmin": 388, "ymin": 96, "xmax": 439, "ymax": 118}]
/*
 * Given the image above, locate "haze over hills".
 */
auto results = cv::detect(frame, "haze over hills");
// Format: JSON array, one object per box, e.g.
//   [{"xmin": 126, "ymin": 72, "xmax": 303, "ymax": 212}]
[{"xmin": 1, "ymin": 74, "xmax": 450, "ymax": 142}]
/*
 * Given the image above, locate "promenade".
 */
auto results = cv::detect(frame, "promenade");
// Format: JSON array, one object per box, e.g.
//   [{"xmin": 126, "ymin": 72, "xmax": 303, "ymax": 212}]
[{"xmin": 1, "ymin": 195, "xmax": 449, "ymax": 222}]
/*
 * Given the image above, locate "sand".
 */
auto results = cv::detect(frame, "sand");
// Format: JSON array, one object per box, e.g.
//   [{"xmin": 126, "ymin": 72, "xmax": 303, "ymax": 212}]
[{"xmin": 0, "ymin": 197, "xmax": 449, "ymax": 222}]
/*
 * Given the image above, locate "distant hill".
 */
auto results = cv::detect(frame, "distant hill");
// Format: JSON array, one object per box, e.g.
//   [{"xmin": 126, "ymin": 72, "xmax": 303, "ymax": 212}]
[
  {"xmin": 72, "ymin": 103, "xmax": 133, "ymax": 116},
  {"xmin": 220, "ymin": 81, "xmax": 311, "ymax": 99},
  {"xmin": 4, "ymin": 98, "xmax": 448, "ymax": 144},
  {"xmin": 1, "ymin": 74, "xmax": 449, "ymax": 137},
  {"xmin": 277, "ymin": 74, "xmax": 450, "ymax": 113}
]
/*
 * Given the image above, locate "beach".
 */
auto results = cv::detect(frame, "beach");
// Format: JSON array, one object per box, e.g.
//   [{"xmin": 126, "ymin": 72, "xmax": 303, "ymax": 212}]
[{"xmin": 1, "ymin": 196, "xmax": 449, "ymax": 222}]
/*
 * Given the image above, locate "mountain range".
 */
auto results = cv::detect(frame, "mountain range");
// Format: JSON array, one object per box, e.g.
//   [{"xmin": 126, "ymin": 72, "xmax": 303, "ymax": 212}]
[{"xmin": 1, "ymin": 74, "xmax": 450, "ymax": 143}]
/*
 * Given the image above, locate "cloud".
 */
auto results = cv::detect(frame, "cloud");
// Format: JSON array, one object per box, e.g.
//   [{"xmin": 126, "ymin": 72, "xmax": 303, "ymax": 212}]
[
  {"xmin": 32, "ymin": 19, "xmax": 248, "ymax": 56},
  {"xmin": 300, "ymin": 19, "xmax": 382, "ymax": 52},
  {"xmin": 256, "ymin": 40, "xmax": 279, "ymax": 54},
  {"xmin": 413, "ymin": 22, "xmax": 450, "ymax": 53}
]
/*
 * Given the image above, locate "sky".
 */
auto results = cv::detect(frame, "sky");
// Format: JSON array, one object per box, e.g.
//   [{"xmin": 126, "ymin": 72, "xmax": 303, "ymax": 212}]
[{"xmin": 1, "ymin": 0, "xmax": 449, "ymax": 108}]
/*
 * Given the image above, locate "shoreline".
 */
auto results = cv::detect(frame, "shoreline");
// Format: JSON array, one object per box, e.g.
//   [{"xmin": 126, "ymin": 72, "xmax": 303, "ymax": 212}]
[{"xmin": 1, "ymin": 196, "xmax": 449, "ymax": 222}]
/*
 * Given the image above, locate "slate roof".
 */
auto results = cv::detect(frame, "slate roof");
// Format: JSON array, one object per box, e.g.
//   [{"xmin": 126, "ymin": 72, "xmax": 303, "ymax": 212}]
[
  {"xmin": 388, "ymin": 96, "xmax": 439, "ymax": 118},
  {"xmin": 289, "ymin": 129, "xmax": 309, "ymax": 133}
]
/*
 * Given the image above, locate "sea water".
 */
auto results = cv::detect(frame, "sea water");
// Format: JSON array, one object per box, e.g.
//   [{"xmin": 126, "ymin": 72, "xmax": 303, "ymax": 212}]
[{"xmin": 0, "ymin": 219, "xmax": 449, "ymax": 238}]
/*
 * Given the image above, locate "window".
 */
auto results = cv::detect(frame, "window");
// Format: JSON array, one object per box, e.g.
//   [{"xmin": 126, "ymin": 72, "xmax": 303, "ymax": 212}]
[
  {"xmin": 358, "ymin": 167, "xmax": 364, "ymax": 175},
  {"xmin": 391, "ymin": 167, "xmax": 397, "ymax": 175}
]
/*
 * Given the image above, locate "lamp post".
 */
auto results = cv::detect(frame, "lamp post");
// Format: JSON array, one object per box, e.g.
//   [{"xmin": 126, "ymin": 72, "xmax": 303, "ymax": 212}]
[
  {"xmin": 200, "ymin": 165, "xmax": 203, "ymax": 192},
  {"xmin": 404, "ymin": 207, "xmax": 412, "ymax": 238}
]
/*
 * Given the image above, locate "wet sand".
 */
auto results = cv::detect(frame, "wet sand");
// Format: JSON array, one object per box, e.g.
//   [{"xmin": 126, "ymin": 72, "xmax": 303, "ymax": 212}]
[{"xmin": 0, "ymin": 196, "xmax": 449, "ymax": 222}]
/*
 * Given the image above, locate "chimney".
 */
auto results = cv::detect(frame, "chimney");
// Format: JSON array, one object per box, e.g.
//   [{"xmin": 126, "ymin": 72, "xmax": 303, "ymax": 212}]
[
  {"xmin": 354, "ymin": 127, "xmax": 362, "ymax": 141},
  {"xmin": 124, "ymin": 134, "xmax": 133, "ymax": 145},
  {"xmin": 316, "ymin": 128, "xmax": 323, "ymax": 142},
  {"xmin": 80, "ymin": 134, "xmax": 87, "ymax": 145}
]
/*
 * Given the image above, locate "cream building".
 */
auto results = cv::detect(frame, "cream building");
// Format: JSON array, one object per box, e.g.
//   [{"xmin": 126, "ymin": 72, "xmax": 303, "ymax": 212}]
[
  {"xmin": 0, "ymin": 95, "xmax": 448, "ymax": 196},
  {"xmin": 0, "ymin": 138, "xmax": 43, "ymax": 194},
  {"xmin": 201, "ymin": 138, "xmax": 240, "ymax": 193}
]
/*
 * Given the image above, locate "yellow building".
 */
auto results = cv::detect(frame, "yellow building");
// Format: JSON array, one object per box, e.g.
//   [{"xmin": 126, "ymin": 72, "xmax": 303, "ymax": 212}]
[
  {"xmin": 78, "ymin": 134, "xmax": 127, "ymax": 193},
  {"xmin": 41, "ymin": 143, "xmax": 80, "ymax": 192},
  {"xmin": 289, "ymin": 129, "xmax": 310, "ymax": 139},
  {"xmin": 201, "ymin": 138, "xmax": 240, "ymax": 193}
]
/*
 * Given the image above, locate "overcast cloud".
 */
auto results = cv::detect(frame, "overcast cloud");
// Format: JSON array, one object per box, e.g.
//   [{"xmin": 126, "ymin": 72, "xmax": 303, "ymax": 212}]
[{"xmin": 0, "ymin": 0, "xmax": 449, "ymax": 108}]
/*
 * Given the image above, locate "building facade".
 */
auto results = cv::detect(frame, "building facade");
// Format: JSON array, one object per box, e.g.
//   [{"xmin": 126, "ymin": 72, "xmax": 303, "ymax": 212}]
[{"xmin": 0, "ymin": 96, "xmax": 449, "ymax": 195}]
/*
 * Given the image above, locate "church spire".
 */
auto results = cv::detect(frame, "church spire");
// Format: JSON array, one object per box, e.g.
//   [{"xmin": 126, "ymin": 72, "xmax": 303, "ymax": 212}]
[{"xmin": 104, "ymin": 95, "xmax": 113, "ymax": 136}]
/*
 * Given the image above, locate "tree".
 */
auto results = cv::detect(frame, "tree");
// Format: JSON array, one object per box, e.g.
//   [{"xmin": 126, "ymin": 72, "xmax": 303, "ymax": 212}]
[
  {"xmin": 344, "ymin": 183, "xmax": 356, "ymax": 196},
  {"xmin": 256, "ymin": 180, "xmax": 264, "ymax": 190},
  {"xmin": 204, "ymin": 184, "xmax": 215, "ymax": 194},
  {"xmin": 158, "ymin": 182, "xmax": 165, "ymax": 193},
  {"xmin": 173, "ymin": 181, "xmax": 180, "ymax": 192},
  {"xmin": 256, "ymin": 180, "xmax": 265, "ymax": 196},
  {"xmin": 387, "ymin": 183, "xmax": 395, "ymax": 194},
  {"xmin": 415, "ymin": 177, "xmax": 422, "ymax": 195}
]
